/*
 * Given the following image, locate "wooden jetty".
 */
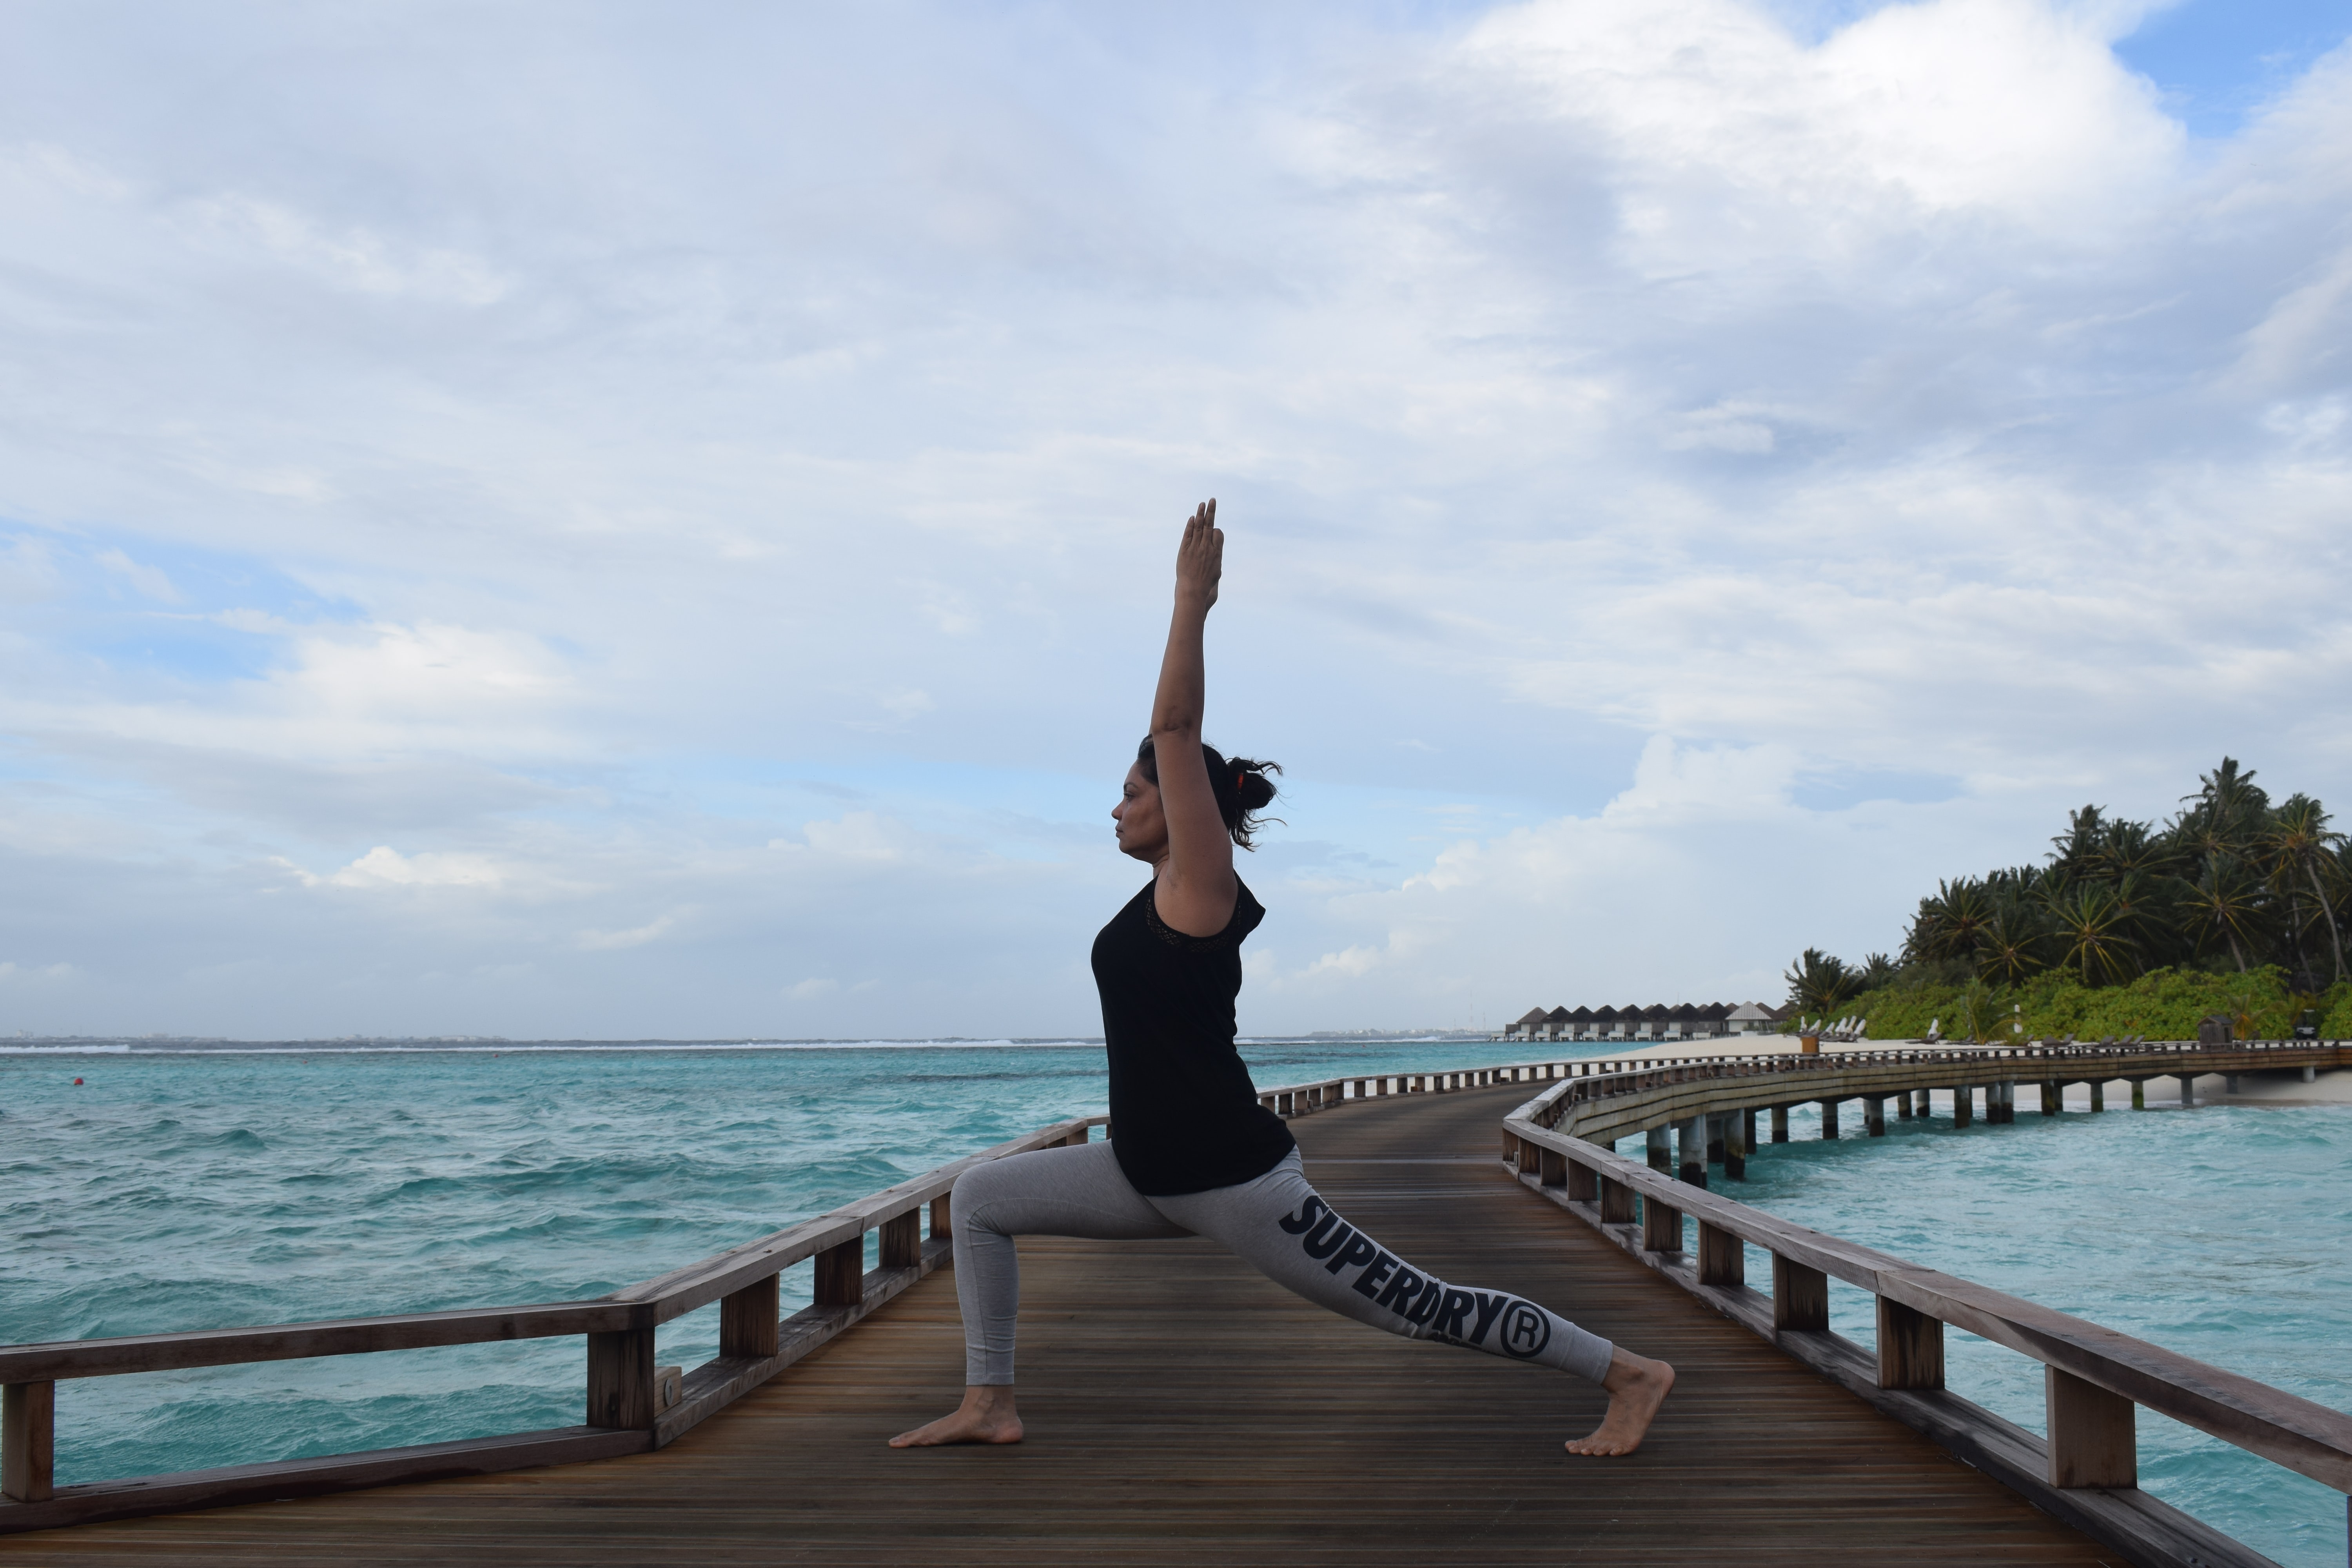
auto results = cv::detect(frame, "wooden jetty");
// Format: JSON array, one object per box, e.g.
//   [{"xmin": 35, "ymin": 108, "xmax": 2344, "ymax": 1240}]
[{"xmin": 3, "ymin": 1038, "xmax": 2349, "ymax": 1564}]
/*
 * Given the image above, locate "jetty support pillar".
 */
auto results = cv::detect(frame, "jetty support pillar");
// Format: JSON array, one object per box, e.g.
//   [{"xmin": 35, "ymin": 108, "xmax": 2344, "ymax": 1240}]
[
  {"xmin": 1864, "ymin": 1096, "xmax": 1886, "ymax": 1137},
  {"xmin": 1646, "ymin": 1127, "xmax": 1672, "ymax": 1173},
  {"xmin": 1952, "ymin": 1085, "xmax": 1973, "ymax": 1128},
  {"xmin": 1913, "ymin": 1087, "xmax": 1930, "ymax": 1118},
  {"xmin": 2042, "ymin": 1078, "xmax": 2062, "ymax": 1114},
  {"xmin": 1769, "ymin": 1105, "xmax": 1789, "ymax": 1143},
  {"xmin": 1819, "ymin": 1097, "xmax": 1840, "ymax": 1140},
  {"xmin": 1676, "ymin": 1116, "xmax": 1707, "ymax": 1189},
  {"xmin": 1724, "ymin": 1111, "xmax": 1748, "ymax": 1181}
]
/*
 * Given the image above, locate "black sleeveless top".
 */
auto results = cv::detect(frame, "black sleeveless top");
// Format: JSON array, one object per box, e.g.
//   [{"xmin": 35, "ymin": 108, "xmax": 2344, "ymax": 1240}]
[{"xmin": 1092, "ymin": 876, "xmax": 1295, "ymax": 1196}]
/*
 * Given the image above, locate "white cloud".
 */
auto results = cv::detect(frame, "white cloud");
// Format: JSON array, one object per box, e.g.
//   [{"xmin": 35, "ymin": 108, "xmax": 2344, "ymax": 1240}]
[
  {"xmin": 94, "ymin": 547, "xmax": 181, "ymax": 602},
  {"xmin": 0, "ymin": 0, "xmax": 2346, "ymax": 1036},
  {"xmin": 181, "ymin": 193, "xmax": 510, "ymax": 305},
  {"xmin": 577, "ymin": 913, "xmax": 682, "ymax": 950},
  {"xmin": 326, "ymin": 847, "xmax": 510, "ymax": 890}
]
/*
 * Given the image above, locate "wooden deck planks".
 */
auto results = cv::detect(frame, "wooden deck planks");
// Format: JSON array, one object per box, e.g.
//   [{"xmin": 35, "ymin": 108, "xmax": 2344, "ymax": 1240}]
[{"xmin": 3, "ymin": 1084, "xmax": 2122, "ymax": 1564}]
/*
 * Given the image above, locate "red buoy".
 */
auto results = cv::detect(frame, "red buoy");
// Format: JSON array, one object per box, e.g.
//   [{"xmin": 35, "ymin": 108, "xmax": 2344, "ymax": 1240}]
[{"xmin": 73, "ymin": 1077, "xmax": 83, "ymax": 1085}]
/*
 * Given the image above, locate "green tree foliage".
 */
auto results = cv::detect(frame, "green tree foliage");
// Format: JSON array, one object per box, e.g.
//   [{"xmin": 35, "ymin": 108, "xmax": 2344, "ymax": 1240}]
[
  {"xmin": 1784, "ymin": 947, "xmax": 1860, "ymax": 1014},
  {"xmin": 1794, "ymin": 756, "xmax": 2352, "ymax": 1026}
]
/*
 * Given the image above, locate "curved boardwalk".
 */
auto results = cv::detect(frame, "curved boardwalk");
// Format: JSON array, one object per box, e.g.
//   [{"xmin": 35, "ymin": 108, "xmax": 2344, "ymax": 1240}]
[{"xmin": 4, "ymin": 1085, "xmax": 2114, "ymax": 1564}]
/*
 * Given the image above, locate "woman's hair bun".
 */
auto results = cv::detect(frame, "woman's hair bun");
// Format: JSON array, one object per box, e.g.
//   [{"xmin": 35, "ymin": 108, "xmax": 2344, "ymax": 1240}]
[{"xmin": 1136, "ymin": 739, "xmax": 1284, "ymax": 849}]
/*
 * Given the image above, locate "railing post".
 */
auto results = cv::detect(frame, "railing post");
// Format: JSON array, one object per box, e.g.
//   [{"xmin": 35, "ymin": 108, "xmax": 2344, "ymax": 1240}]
[
  {"xmin": 1697, "ymin": 1221, "xmax": 1743, "ymax": 1287},
  {"xmin": 1771, "ymin": 1255, "xmax": 1828, "ymax": 1333},
  {"xmin": 1565, "ymin": 1156, "xmax": 1595, "ymax": 1200},
  {"xmin": 720, "ymin": 1273, "xmax": 781, "ymax": 1360},
  {"xmin": 880, "ymin": 1208, "xmax": 922, "ymax": 1270},
  {"xmin": 816, "ymin": 1232, "xmax": 866, "ymax": 1307},
  {"xmin": 1876, "ymin": 1298, "xmax": 1944, "ymax": 1389},
  {"xmin": 931, "ymin": 1193, "xmax": 952, "ymax": 1240},
  {"xmin": 1599, "ymin": 1174, "xmax": 1636, "ymax": 1225},
  {"xmin": 3, "ymin": 1380, "xmax": 55, "ymax": 1503},
  {"xmin": 2046, "ymin": 1367, "xmax": 2136, "ymax": 1489},
  {"xmin": 586, "ymin": 1326, "xmax": 658, "ymax": 1430},
  {"xmin": 1540, "ymin": 1146, "xmax": 1568, "ymax": 1188},
  {"xmin": 1641, "ymin": 1192, "xmax": 1682, "ymax": 1254}
]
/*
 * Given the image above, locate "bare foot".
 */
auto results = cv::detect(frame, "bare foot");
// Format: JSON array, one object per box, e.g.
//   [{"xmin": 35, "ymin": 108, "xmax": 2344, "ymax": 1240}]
[
  {"xmin": 1565, "ymin": 1349, "xmax": 1674, "ymax": 1457},
  {"xmin": 889, "ymin": 1384, "xmax": 1024, "ymax": 1448}
]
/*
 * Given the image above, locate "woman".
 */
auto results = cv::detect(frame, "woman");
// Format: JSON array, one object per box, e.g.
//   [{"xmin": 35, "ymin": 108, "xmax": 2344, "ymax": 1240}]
[{"xmin": 891, "ymin": 500, "xmax": 1673, "ymax": 1456}]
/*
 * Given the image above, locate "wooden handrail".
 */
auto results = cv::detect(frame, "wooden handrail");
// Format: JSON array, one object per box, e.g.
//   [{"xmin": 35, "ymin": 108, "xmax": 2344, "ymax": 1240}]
[
  {"xmin": 2, "ymin": 1114, "xmax": 1105, "ymax": 1384},
  {"xmin": 0, "ymin": 1111, "xmax": 1106, "ymax": 1528},
  {"xmin": 1500, "ymin": 1068, "xmax": 2352, "ymax": 1508},
  {"xmin": 0, "ymin": 1301, "xmax": 648, "ymax": 1385}
]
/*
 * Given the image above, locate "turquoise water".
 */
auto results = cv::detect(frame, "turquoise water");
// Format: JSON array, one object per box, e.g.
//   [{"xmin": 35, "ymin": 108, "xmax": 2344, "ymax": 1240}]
[
  {"xmin": 0, "ymin": 1037, "xmax": 1518, "ymax": 1491},
  {"xmin": 4, "ymin": 1042, "xmax": 2345, "ymax": 1565},
  {"xmin": 1617, "ymin": 1096, "xmax": 2351, "ymax": 1568}
]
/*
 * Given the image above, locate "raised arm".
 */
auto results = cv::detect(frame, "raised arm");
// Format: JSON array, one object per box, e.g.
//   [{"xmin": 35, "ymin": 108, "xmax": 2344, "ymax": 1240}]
[{"xmin": 1149, "ymin": 500, "xmax": 1239, "ymax": 938}]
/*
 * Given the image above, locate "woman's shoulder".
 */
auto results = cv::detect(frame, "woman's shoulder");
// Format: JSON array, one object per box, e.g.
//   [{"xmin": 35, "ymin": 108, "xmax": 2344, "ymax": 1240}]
[{"xmin": 1143, "ymin": 876, "xmax": 1265, "ymax": 953}]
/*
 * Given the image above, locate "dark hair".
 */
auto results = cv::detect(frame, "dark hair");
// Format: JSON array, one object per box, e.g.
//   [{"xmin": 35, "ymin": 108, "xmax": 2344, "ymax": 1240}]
[{"xmin": 1136, "ymin": 738, "xmax": 1283, "ymax": 849}]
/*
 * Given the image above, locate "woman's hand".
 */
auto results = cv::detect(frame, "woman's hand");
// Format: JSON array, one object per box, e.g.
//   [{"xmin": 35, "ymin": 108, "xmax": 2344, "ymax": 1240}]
[{"xmin": 1175, "ymin": 499, "xmax": 1221, "ymax": 613}]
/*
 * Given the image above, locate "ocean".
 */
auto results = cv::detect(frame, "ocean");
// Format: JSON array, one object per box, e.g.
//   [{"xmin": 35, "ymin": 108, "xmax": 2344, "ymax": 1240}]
[{"xmin": 4, "ymin": 1038, "xmax": 2345, "ymax": 1565}]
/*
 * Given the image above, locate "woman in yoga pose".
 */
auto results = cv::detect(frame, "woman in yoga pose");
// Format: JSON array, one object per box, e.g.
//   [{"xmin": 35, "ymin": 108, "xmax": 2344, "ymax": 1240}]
[{"xmin": 890, "ymin": 500, "xmax": 1673, "ymax": 1455}]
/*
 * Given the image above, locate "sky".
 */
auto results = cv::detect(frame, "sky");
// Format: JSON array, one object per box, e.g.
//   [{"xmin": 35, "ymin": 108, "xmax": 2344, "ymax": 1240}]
[{"xmin": 2, "ymin": 0, "xmax": 2349, "ymax": 1040}]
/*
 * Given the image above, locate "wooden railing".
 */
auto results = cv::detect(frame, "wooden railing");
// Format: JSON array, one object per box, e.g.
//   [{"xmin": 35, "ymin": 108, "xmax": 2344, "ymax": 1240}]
[
  {"xmin": 1498, "ymin": 1038, "xmax": 2352, "ymax": 1568},
  {"xmin": 0, "ymin": 1112, "xmax": 1106, "ymax": 1535}
]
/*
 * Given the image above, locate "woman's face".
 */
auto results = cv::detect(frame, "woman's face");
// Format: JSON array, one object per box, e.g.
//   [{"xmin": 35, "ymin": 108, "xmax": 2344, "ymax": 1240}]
[{"xmin": 1112, "ymin": 762, "xmax": 1165, "ymax": 864}]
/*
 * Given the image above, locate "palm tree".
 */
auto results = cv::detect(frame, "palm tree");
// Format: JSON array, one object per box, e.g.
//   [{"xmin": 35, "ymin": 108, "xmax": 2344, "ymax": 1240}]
[
  {"xmin": 1784, "ymin": 948, "xmax": 1858, "ymax": 1014},
  {"xmin": 1905, "ymin": 878, "xmax": 1995, "ymax": 963},
  {"xmin": 2044, "ymin": 881, "xmax": 2137, "ymax": 985},
  {"xmin": 1955, "ymin": 978, "xmax": 2002, "ymax": 1044},
  {"xmin": 2178, "ymin": 857, "xmax": 2268, "ymax": 971},
  {"xmin": 2263, "ymin": 794, "xmax": 2345, "ymax": 986},
  {"xmin": 2100, "ymin": 818, "xmax": 2181, "ymax": 880},
  {"xmin": 1975, "ymin": 906, "xmax": 2049, "ymax": 985},
  {"xmin": 2049, "ymin": 804, "xmax": 2110, "ymax": 879}
]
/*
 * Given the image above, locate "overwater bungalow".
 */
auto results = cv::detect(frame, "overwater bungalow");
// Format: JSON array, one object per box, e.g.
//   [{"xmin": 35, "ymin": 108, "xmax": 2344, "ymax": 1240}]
[{"xmin": 1498, "ymin": 1000, "xmax": 1766, "ymax": 1042}]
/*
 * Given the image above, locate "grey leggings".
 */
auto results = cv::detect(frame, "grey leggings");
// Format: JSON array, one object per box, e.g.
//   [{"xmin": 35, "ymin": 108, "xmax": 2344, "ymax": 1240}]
[{"xmin": 949, "ymin": 1139, "xmax": 1614, "ymax": 1385}]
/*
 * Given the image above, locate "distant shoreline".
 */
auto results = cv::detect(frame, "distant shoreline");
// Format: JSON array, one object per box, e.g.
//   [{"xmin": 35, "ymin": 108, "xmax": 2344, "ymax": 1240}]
[{"xmin": 2, "ymin": 1030, "xmax": 1495, "ymax": 1055}]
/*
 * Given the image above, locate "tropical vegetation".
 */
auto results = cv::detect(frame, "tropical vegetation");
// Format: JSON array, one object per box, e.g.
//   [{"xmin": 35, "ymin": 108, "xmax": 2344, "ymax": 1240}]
[{"xmin": 1786, "ymin": 758, "xmax": 2352, "ymax": 1042}]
